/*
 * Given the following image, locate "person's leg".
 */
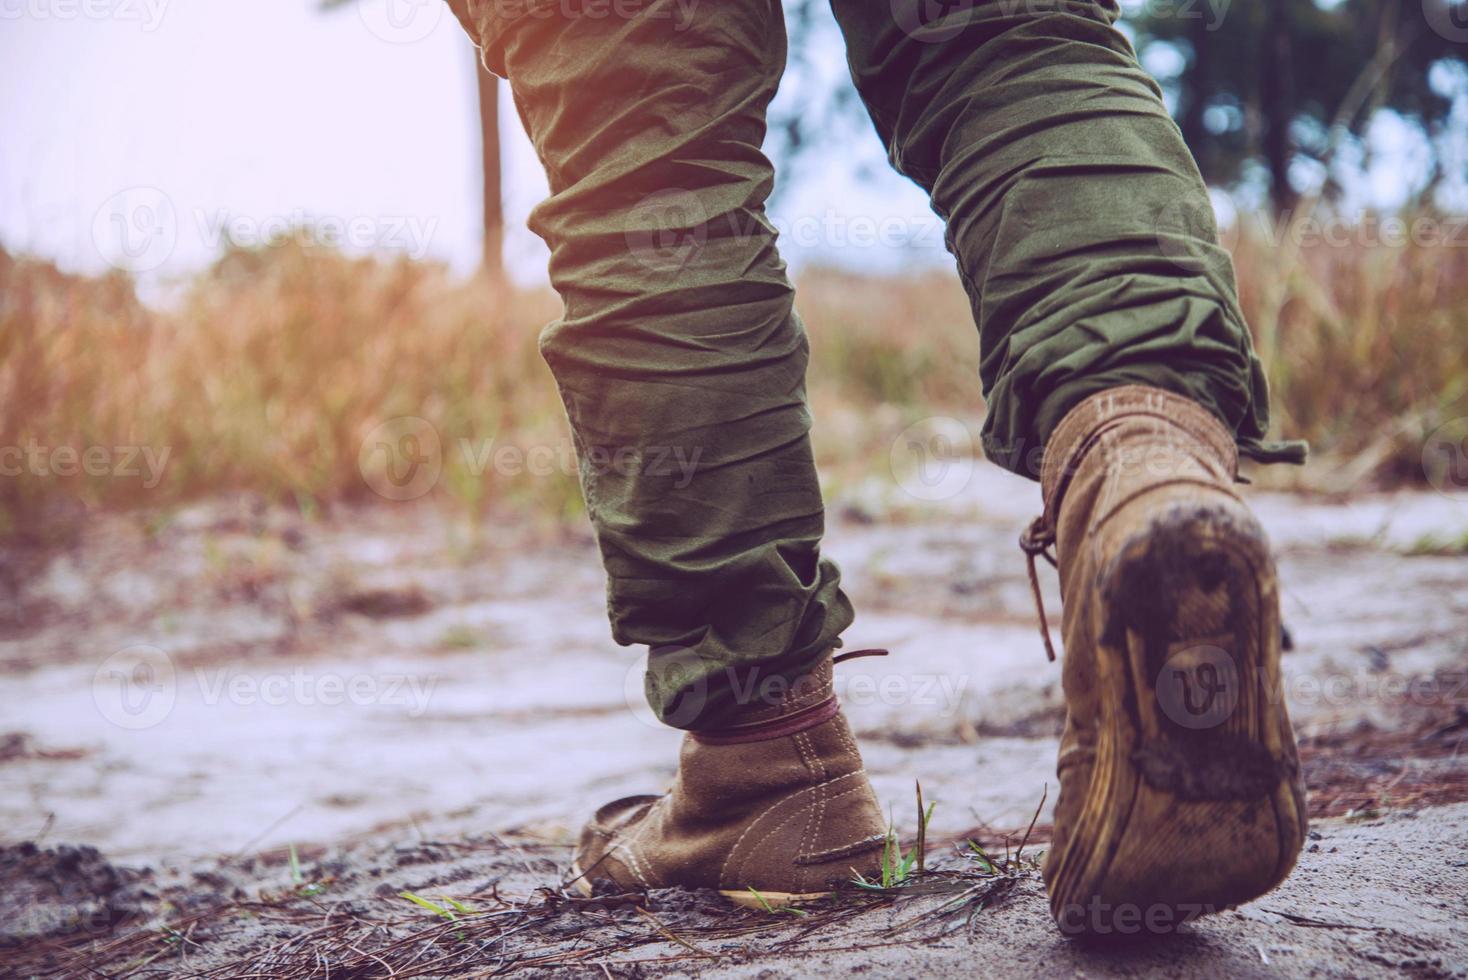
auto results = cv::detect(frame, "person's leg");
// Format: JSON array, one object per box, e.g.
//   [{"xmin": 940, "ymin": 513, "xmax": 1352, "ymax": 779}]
[
  {"xmin": 830, "ymin": 0, "xmax": 1302, "ymax": 475},
  {"xmin": 447, "ymin": 0, "xmax": 884, "ymax": 899},
  {"xmin": 451, "ymin": 0, "xmax": 852, "ymax": 730},
  {"xmin": 830, "ymin": 0, "xmax": 1305, "ymax": 931}
]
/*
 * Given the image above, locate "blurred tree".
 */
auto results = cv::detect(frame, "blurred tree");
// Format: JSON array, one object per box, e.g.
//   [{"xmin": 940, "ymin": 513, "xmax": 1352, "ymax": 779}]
[
  {"xmin": 1132, "ymin": 0, "xmax": 1468, "ymax": 212},
  {"xmin": 473, "ymin": 59, "xmax": 505, "ymax": 282},
  {"xmin": 319, "ymin": 0, "xmax": 504, "ymax": 280}
]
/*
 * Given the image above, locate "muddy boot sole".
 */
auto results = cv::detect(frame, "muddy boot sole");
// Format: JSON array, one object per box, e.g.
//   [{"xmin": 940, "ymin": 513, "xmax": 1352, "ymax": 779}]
[{"xmin": 1048, "ymin": 503, "xmax": 1307, "ymax": 935}]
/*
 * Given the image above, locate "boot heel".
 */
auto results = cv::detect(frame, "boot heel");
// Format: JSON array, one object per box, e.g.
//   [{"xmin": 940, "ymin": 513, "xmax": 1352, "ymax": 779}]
[{"xmin": 1050, "ymin": 503, "xmax": 1307, "ymax": 932}]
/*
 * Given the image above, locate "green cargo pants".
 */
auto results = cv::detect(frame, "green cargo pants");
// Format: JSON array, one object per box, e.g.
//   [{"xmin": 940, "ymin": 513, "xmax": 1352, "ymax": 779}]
[{"xmin": 447, "ymin": 0, "xmax": 1298, "ymax": 729}]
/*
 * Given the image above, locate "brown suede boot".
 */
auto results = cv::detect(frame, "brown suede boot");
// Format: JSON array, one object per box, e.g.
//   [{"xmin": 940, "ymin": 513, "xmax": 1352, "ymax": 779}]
[
  {"xmin": 1022, "ymin": 386, "xmax": 1307, "ymax": 936},
  {"xmin": 572, "ymin": 655, "xmax": 888, "ymax": 907}
]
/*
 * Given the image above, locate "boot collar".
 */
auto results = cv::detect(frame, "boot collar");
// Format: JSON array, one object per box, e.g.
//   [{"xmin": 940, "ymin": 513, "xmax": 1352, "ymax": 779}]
[{"xmin": 691, "ymin": 649, "xmax": 887, "ymax": 745}]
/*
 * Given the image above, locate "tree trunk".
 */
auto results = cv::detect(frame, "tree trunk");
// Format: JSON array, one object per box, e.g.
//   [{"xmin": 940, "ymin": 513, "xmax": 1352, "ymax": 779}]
[
  {"xmin": 1260, "ymin": 2, "xmax": 1298, "ymax": 215},
  {"xmin": 476, "ymin": 61, "xmax": 505, "ymax": 282},
  {"xmin": 1180, "ymin": 9, "xmax": 1212, "ymax": 181}
]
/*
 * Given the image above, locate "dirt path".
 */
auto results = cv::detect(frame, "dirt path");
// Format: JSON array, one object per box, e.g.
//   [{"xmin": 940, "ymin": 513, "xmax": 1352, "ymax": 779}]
[
  {"xmin": 10, "ymin": 803, "xmax": 1468, "ymax": 977},
  {"xmin": 3, "ymin": 467, "xmax": 1466, "ymax": 975}
]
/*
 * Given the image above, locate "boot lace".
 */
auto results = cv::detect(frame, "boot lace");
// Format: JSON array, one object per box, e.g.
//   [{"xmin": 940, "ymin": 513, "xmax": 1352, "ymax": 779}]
[{"xmin": 1019, "ymin": 516, "xmax": 1059, "ymax": 662}]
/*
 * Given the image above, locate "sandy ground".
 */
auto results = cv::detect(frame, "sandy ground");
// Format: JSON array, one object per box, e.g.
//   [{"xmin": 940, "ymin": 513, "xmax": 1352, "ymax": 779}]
[{"xmin": 3, "ymin": 465, "xmax": 1467, "ymax": 976}]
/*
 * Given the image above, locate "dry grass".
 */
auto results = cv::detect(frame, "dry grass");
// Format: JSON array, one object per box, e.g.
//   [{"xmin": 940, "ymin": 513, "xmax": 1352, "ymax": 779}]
[
  {"xmin": 1233, "ymin": 213, "xmax": 1468, "ymax": 487},
  {"xmin": 0, "ymin": 244, "xmax": 572, "ymax": 537},
  {"xmin": 2, "ymin": 214, "xmax": 1464, "ymax": 536}
]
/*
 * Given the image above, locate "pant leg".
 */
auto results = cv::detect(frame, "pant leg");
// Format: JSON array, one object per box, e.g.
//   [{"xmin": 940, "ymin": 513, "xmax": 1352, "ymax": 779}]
[
  {"xmin": 830, "ymin": 0, "xmax": 1296, "ymax": 478},
  {"xmin": 452, "ymin": 0, "xmax": 853, "ymax": 729}
]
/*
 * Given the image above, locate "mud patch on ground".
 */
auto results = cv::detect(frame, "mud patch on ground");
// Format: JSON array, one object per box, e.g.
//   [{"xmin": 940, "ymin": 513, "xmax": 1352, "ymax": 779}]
[
  {"xmin": 1301, "ymin": 711, "xmax": 1468, "ymax": 819},
  {"xmin": 0, "ymin": 843, "xmax": 151, "ymax": 949}
]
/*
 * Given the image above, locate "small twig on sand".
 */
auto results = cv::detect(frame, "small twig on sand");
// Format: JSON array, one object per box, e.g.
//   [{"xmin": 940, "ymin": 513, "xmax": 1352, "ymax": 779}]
[
  {"xmin": 1013, "ymin": 783, "xmax": 1047, "ymax": 866},
  {"xmin": 1264, "ymin": 908, "xmax": 1387, "ymax": 931},
  {"xmin": 634, "ymin": 906, "xmax": 715, "ymax": 958}
]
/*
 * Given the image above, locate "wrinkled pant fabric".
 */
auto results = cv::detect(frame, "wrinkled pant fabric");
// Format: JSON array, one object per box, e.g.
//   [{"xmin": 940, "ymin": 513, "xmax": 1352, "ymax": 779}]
[{"xmin": 446, "ymin": 0, "xmax": 1298, "ymax": 728}]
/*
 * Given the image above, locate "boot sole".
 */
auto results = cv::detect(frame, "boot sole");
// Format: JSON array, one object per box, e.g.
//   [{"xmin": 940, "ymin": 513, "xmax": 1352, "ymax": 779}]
[
  {"xmin": 1048, "ymin": 502, "xmax": 1307, "ymax": 936},
  {"xmin": 568, "ymin": 863, "xmax": 832, "ymax": 909}
]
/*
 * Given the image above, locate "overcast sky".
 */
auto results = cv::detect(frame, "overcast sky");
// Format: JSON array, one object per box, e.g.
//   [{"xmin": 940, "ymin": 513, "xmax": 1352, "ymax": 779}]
[
  {"xmin": 2, "ymin": 0, "xmax": 1462, "ymax": 298},
  {"xmin": 0, "ymin": 0, "xmax": 943, "ymax": 294}
]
